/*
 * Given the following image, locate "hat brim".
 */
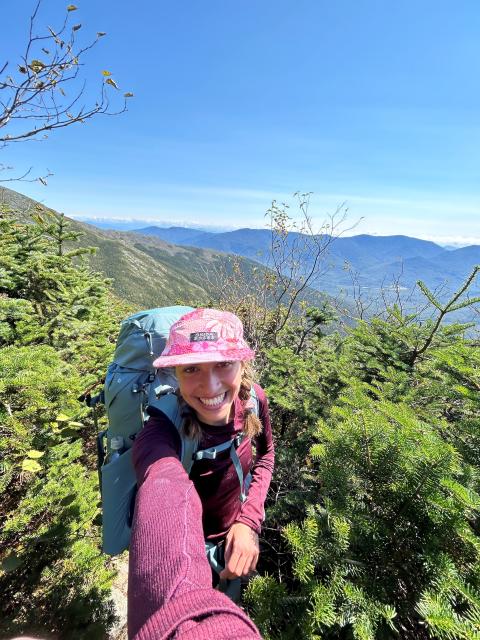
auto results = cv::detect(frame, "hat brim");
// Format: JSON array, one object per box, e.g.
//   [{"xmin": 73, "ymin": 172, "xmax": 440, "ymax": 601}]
[{"xmin": 153, "ymin": 348, "xmax": 255, "ymax": 369}]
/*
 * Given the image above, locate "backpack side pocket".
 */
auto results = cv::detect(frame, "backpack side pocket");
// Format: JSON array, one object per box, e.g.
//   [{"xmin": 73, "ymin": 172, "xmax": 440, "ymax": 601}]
[{"xmin": 101, "ymin": 448, "xmax": 136, "ymax": 555}]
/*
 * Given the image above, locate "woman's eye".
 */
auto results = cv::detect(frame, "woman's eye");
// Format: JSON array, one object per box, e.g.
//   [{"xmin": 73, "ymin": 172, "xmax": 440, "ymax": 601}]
[
  {"xmin": 217, "ymin": 361, "xmax": 232, "ymax": 368},
  {"xmin": 183, "ymin": 366, "xmax": 197, "ymax": 374}
]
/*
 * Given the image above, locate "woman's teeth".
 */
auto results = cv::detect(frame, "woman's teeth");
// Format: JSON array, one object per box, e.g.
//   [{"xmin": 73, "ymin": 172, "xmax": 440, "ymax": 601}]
[{"xmin": 199, "ymin": 392, "xmax": 226, "ymax": 407}]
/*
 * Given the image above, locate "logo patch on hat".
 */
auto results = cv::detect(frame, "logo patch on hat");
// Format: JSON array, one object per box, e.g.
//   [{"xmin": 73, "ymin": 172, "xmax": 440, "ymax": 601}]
[{"xmin": 190, "ymin": 331, "xmax": 218, "ymax": 342}]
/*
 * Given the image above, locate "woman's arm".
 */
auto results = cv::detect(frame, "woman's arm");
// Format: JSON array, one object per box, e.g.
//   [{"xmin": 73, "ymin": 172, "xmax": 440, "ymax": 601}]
[
  {"xmin": 128, "ymin": 456, "xmax": 262, "ymax": 639},
  {"xmin": 221, "ymin": 385, "xmax": 274, "ymax": 579}
]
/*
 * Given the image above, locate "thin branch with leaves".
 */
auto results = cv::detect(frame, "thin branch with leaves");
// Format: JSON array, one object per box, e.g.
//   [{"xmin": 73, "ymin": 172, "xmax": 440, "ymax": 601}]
[{"xmin": 0, "ymin": 0, "xmax": 132, "ymax": 183}]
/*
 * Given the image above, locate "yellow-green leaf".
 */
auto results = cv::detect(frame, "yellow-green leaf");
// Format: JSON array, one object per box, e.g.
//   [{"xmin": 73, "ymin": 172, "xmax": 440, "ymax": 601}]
[
  {"xmin": 56, "ymin": 413, "xmax": 70, "ymax": 421},
  {"xmin": 29, "ymin": 59, "xmax": 46, "ymax": 73},
  {"xmin": 67, "ymin": 4, "xmax": 78, "ymax": 11},
  {"xmin": 310, "ymin": 443, "xmax": 326, "ymax": 460},
  {"xmin": 68, "ymin": 421, "xmax": 83, "ymax": 427},
  {"xmin": 102, "ymin": 70, "xmax": 112, "ymax": 77},
  {"xmin": 27, "ymin": 450, "xmax": 45, "ymax": 459},
  {"xmin": 22, "ymin": 459, "xmax": 42, "ymax": 473},
  {"xmin": 124, "ymin": 92, "xmax": 134, "ymax": 98},
  {"xmin": 105, "ymin": 77, "xmax": 119, "ymax": 89}
]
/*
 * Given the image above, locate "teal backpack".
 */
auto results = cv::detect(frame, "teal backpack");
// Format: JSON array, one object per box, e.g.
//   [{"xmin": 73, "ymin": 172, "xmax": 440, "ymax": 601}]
[{"xmin": 92, "ymin": 306, "xmax": 258, "ymax": 556}]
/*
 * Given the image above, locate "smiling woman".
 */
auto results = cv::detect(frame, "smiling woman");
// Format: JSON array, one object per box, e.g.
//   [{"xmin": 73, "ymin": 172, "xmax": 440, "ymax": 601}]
[{"xmin": 128, "ymin": 308, "xmax": 274, "ymax": 634}]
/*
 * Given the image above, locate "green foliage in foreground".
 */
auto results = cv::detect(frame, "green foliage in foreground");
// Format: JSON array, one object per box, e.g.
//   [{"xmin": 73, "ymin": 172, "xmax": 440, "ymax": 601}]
[
  {"xmin": 0, "ymin": 209, "xmax": 124, "ymax": 638},
  {"xmin": 245, "ymin": 269, "xmax": 480, "ymax": 640}
]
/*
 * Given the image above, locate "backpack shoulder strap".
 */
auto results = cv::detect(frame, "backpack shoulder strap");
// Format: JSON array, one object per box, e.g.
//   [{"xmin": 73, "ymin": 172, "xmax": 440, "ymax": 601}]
[
  {"xmin": 153, "ymin": 392, "xmax": 181, "ymax": 427},
  {"xmin": 155, "ymin": 393, "xmax": 197, "ymax": 475}
]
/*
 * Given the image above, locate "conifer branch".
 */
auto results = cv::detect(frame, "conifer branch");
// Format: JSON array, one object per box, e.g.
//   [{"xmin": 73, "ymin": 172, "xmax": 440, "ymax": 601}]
[
  {"xmin": 416, "ymin": 280, "xmax": 442, "ymax": 310},
  {"xmin": 409, "ymin": 266, "xmax": 480, "ymax": 366}
]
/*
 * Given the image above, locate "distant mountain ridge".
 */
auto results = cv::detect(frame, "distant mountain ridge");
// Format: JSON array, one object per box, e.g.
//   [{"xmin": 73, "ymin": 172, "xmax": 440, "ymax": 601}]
[
  {"xmin": 133, "ymin": 225, "xmax": 480, "ymax": 298},
  {"xmin": 72, "ymin": 217, "xmax": 234, "ymax": 233}
]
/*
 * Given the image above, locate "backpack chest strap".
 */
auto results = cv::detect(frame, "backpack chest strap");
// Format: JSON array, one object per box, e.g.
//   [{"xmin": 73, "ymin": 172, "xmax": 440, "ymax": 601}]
[
  {"xmin": 193, "ymin": 433, "xmax": 244, "ymax": 460},
  {"xmin": 193, "ymin": 433, "xmax": 248, "ymax": 503}
]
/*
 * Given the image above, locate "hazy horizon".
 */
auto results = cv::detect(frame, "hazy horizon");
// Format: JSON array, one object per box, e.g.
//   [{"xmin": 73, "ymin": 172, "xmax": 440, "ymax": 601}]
[{"xmin": 70, "ymin": 212, "xmax": 477, "ymax": 249}]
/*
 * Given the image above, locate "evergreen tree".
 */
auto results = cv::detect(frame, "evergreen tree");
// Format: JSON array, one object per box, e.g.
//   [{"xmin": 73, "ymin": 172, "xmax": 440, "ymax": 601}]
[{"xmin": 0, "ymin": 208, "xmax": 127, "ymax": 638}]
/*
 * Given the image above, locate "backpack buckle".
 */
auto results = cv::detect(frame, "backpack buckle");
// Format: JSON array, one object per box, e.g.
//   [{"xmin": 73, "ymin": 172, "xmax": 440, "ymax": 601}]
[
  {"xmin": 132, "ymin": 382, "xmax": 148, "ymax": 395},
  {"xmin": 195, "ymin": 448, "xmax": 217, "ymax": 461}
]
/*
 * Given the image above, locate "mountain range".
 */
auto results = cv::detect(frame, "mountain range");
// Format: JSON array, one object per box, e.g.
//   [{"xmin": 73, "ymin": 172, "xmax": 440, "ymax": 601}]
[
  {"xmin": 132, "ymin": 226, "xmax": 480, "ymax": 301},
  {"xmin": 3, "ymin": 186, "xmax": 479, "ymax": 324}
]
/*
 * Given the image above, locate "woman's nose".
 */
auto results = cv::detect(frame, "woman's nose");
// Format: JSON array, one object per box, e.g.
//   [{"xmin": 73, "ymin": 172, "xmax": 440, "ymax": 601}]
[{"xmin": 201, "ymin": 370, "xmax": 222, "ymax": 394}]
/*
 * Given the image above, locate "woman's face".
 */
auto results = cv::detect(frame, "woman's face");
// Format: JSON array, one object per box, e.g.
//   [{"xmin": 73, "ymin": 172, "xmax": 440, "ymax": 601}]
[{"xmin": 175, "ymin": 360, "xmax": 243, "ymax": 426}]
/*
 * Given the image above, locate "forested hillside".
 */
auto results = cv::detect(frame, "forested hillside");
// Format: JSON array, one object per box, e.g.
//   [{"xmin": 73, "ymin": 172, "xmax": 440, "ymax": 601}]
[
  {"xmin": 0, "ymin": 186, "xmax": 300, "ymax": 311},
  {"xmin": 1, "ymin": 198, "xmax": 480, "ymax": 640}
]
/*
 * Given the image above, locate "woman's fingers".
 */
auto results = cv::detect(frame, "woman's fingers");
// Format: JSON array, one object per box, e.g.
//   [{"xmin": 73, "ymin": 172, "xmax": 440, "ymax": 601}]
[
  {"xmin": 221, "ymin": 549, "xmax": 259, "ymax": 579},
  {"xmin": 221, "ymin": 544, "xmax": 242, "ymax": 579},
  {"xmin": 249, "ymin": 551, "xmax": 259, "ymax": 573},
  {"xmin": 222, "ymin": 552, "xmax": 248, "ymax": 579}
]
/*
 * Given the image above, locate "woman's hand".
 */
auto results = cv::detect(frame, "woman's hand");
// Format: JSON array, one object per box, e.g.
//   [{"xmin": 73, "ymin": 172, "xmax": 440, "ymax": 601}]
[{"xmin": 220, "ymin": 522, "xmax": 259, "ymax": 580}]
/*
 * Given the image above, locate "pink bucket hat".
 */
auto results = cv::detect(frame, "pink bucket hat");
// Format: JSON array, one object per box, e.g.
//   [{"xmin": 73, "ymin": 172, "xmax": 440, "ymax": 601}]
[{"xmin": 153, "ymin": 308, "xmax": 255, "ymax": 368}]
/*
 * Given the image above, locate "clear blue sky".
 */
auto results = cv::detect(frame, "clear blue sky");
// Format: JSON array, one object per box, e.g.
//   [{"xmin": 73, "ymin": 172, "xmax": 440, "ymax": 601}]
[{"xmin": 3, "ymin": 0, "xmax": 480, "ymax": 244}]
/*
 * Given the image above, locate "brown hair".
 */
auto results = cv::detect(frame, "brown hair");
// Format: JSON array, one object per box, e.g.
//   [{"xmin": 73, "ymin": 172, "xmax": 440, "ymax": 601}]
[{"xmin": 178, "ymin": 361, "xmax": 262, "ymax": 442}]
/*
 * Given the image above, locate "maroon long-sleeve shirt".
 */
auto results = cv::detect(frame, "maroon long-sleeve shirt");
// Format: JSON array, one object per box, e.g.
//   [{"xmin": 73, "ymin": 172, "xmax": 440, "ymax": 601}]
[{"xmin": 132, "ymin": 384, "xmax": 274, "ymax": 541}]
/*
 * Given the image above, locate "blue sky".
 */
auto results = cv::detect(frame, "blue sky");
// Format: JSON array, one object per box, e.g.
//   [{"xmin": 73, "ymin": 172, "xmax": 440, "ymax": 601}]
[{"xmin": 2, "ymin": 0, "xmax": 480, "ymax": 244}]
